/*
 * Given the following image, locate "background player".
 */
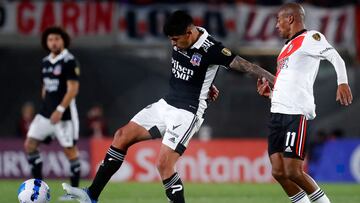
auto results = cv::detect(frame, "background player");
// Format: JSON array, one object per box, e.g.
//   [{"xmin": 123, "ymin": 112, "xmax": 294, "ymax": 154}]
[
  {"xmin": 63, "ymin": 10, "xmax": 274, "ymax": 203},
  {"xmin": 24, "ymin": 26, "xmax": 81, "ymax": 201},
  {"xmin": 257, "ymin": 3, "xmax": 353, "ymax": 203}
]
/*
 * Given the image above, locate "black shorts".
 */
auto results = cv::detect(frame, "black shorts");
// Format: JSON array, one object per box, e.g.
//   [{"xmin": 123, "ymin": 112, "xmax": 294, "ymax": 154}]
[{"xmin": 268, "ymin": 113, "xmax": 311, "ymax": 160}]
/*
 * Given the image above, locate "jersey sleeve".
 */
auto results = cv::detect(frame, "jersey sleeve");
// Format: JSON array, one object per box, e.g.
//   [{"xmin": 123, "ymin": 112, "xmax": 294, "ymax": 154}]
[
  {"xmin": 64, "ymin": 59, "xmax": 80, "ymax": 81},
  {"xmin": 304, "ymin": 32, "xmax": 348, "ymax": 85},
  {"xmin": 207, "ymin": 43, "xmax": 236, "ymax": 69},
  {"xmin": 303, "ymin": 32, "xmax": 333, "ymax": 59}
]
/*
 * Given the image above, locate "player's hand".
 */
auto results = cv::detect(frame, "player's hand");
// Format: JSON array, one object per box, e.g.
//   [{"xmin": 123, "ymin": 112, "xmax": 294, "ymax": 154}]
[
  {"xmin": 50, "ymin": 111, "xmax": 63, "ymax": 124},
  {"xmin": 336, "ymin": 83, "xmax": 352, "ymax": 106},
  {"xmin": 257, "ymin": 77, "xmax": 271, "ymax": 98},
  {"xmin": 208, "ymin": 84, "xmax": 219, "ymax": 102}
]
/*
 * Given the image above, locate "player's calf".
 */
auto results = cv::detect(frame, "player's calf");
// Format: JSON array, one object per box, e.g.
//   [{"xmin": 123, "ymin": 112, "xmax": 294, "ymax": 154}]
[
  {"xmin": 69, "ymin": 158, "xmax": 81, "ymax": 187},
  {"xmin": 87, "ymin": 146, "xmax": 126, "ymax": 201},
  {"xmin": 26, "ymin": 150, "xmax": 43, "ymax": 179},
  {"xmin": 157, "ymin": 145, "xmax": 185, "ymax": 203},
  {"xmin": 24, "ymin": 138, "xmax": 43, "ymax": 179}
]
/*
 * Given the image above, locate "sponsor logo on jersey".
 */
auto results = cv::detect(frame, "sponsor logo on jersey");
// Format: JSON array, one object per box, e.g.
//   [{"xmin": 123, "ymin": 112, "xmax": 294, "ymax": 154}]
[
  {"xmin": 221, "ymin": 48, "xmax": 232, "ymax": 56},
  {"xmin": 277, "ymin": 57, "xmax": 289, "ymax": 70},
  {"xmin": 190, "ymin": 53, "xmax": 202, "ymax": 66},
  {"xmin": 43, "ymin": 77, "xmax": 60, "ymax": 92},
  {"xmin": 53, "ymin": 65, "xmax": 62, "ymax": 75},
  {"xmin": 312, "ymin": 33, "xmax": 321, "ymax": 41},
  {"xmin": 319, "ymin": 47, "xmax": 333, "ymax": 55},
  {"xmin": 42, "ymin": 67, "xmax": 54, "ymax": 73},
  {"xmin": 172, "ymin": 58, "xmax": 194, "ymax": 81}
]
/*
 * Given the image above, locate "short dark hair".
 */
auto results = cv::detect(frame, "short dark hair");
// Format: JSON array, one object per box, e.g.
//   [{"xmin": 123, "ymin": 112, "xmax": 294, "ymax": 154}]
[
  {"xmin": 163, "ymin": 10, "xmax": 193, "ymax": 36},
  {"xmin": 41, "ymin": 26, "xmax": 70, "ymax": 51}
]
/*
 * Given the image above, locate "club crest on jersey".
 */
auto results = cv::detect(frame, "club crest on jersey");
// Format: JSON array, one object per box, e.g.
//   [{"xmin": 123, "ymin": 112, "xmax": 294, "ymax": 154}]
[
  {"xmin": 53, "ymin": 65, "xmax": 62, "ymax": 75},
  {"xmin": 190, "ymin": 53, "xmax": 202, "ymax": 66},
  {"xmin": 312, "ymin": 33, "xmax": 321, "ymax": 41}
]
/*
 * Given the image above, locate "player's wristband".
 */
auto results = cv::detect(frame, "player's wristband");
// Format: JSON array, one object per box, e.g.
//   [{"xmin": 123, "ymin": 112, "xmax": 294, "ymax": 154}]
[{"xmin": 56, "ymin": 105, "xmax": 66, "ymax": 113}]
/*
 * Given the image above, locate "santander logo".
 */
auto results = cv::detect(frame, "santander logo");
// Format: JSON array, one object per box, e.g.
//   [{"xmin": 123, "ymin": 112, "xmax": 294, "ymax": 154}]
[{"xmin": 105, "ymin": 147, "xmax": 273, "ymax": 183}]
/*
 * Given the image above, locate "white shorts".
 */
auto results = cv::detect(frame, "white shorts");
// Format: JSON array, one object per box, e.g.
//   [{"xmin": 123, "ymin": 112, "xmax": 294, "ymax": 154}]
[
  {"xmin": 27, "ymin": 114, "xmax": 79, "ymax": 148},
  {"xmin": 131, "ymin": 99, "xmax": 203, "ymax": 155}
]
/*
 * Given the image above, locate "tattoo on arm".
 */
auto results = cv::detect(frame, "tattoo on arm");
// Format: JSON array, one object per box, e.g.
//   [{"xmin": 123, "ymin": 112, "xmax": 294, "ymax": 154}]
[{"xmin": 229, "ymin": 56, "xmax": 275, "ymax": 85}]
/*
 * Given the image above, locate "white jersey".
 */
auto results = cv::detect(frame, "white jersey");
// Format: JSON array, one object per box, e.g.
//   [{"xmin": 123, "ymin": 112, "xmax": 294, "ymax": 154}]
[{"xmin": 271, "ymin": 30, "xmax": 348, "ymax": 120}]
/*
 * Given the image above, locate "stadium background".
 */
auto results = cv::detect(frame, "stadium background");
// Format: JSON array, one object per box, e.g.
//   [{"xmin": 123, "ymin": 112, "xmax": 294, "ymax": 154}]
[{"xmin": 0, "ymin": 0, "xmax": 360, "ymax": 202}]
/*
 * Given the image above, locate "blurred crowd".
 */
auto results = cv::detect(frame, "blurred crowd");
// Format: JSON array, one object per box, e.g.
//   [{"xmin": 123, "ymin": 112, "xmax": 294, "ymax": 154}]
[{"xmin": 118, "ymin": 0, "xmax": 359, "ymax": 7}]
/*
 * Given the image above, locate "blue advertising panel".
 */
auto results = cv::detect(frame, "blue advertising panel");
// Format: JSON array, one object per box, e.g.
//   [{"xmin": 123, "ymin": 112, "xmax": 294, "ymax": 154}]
[{"xmin": 309, "ymin": 139, "xmax": 360, "ymax": 182}]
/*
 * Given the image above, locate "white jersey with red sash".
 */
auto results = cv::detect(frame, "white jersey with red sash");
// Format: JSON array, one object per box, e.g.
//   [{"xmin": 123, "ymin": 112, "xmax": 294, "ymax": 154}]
[{"xmin": 271, "ymin": 30, "xmax": 348, "ymax": 120}]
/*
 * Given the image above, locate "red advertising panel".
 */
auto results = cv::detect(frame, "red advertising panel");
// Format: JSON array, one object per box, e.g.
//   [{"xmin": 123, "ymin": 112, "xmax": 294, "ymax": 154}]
[{"xmin": 90, "ymin": 138, "xmax": 272, "ymax": 183}]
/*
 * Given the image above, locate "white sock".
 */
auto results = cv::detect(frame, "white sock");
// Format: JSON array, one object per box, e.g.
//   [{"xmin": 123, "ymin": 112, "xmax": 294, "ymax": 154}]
[
  {"xmin": 290, "ymin": 190, "xmax": 311, "ymax": 203},
  {"xmin": 308, "ymin": 188, "xmax": 330, "ymax": 203}
]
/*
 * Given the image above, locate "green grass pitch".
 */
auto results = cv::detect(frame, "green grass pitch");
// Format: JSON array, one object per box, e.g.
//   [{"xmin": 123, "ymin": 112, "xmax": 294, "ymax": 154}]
[{"xmin": 3, "ymin": 179, "xmax": 360, "ymax": 203}]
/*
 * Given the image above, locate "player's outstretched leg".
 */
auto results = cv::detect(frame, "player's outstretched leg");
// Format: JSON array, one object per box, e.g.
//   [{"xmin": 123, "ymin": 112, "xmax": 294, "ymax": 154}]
[
  {"xmin": 157, "ymin": 145, "xmax": 184, "ymax": 203},
  {"xmin": 284, "ymin": 158, "xmax": 331, "ymax": 203},
  {"xmin": 63, "ymin": 121, "xmax": 151, "ymax": 202},
  {"xmin": 270, "ymin": 153, "xmax": 311, "ymax": 203},
  {"xmin": 24, "ymin": 138, "xmax": 43, "ymax": 179}
]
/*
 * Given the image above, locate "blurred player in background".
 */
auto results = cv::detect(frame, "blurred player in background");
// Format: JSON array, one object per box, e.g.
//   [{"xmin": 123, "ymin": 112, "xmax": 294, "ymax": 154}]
[
  {"xmin": 24, "ymin": 26, "xmax": 81, "ymax": 201},
  {"xmin": 257, "ymin": 3, "xmax": 353, "ymax": 203},
  {"xmin": 63, "ymin": 10, "xmax": 274, "ymax": 203}
]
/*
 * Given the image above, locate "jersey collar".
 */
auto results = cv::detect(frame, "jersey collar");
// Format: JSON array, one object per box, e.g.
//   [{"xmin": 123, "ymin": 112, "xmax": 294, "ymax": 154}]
[
  {"xmin": 285, "ymin": 29, "xmax": 307, "ymax": 44},
  {"xmin": 47, "ymin": 49, "xmax": 68, "ymax": 64},
  {"xmin": 190, "ymin": 27, "xmax": 209, "ymax": 49}
]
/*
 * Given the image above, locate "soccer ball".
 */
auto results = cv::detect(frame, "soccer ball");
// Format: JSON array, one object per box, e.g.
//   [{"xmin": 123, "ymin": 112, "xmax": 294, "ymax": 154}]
[{"xmin": 17, "ymin": 179, "xmax": 51, "ymax": 203}]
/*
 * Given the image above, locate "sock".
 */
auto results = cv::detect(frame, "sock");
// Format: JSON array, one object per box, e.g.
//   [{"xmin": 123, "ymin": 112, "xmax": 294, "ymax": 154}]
[
  {"xmin": 290, "ymin": 190, "xmax": 311, "ymax": 203},
  {"xmin": 27, "ymin": 151, "xmax": 43, "ymax": 179},
  {"xmin": 69, "ymin": 158, "xmax": 81, "ymax": 187},
  {"xmin": 162, "ymin": 173, "xmax": 185, "ymax": 203},
  {"xmin": 88, "ymin": 146, "xmax": 126, "ymax": 200},
  {"xmin": 309, "ymin": 188, "xmax": 330, "ymax": 203}
]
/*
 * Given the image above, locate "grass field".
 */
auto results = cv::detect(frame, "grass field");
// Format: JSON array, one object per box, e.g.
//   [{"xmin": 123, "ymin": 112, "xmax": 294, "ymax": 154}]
[{"xmin": 3, "ymin": 179, "xmax": 360, "ymax": 203}]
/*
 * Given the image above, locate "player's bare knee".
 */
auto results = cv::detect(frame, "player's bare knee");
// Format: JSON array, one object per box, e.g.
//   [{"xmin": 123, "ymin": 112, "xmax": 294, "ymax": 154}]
[
  {"xmin": 112, "ymin": 127, "xmax": 132, "ymax": 149},
  {"xmin": 24, "ymin": 138, "xmax": 38, "ymax": 153},
  {"xmin": 285, "ymin": 168, "xmax": 303, "ymax": 181},
  {"xmin": 63, "ymin": 147, "xmax": 78, "ymax": 159},
  {"xmin": 272, "ymin": 168, "xmax": 286, "ymax": 181}
]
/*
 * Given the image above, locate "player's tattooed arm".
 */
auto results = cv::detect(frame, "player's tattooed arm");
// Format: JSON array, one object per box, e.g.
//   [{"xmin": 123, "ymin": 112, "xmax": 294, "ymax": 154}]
[{"xmin": 229, "ymin": 56, "xmax": 275, "ymax": 85}]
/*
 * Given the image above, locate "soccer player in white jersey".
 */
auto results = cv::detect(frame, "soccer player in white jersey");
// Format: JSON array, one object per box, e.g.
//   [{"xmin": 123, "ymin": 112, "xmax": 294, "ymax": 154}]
[
  {"xmin": 63, "ymin": 10, "xmax": 274, "ymax": 203},
  {"xmin": 257, "ymin": 3, "xmax": 353, "ymax": 203}
]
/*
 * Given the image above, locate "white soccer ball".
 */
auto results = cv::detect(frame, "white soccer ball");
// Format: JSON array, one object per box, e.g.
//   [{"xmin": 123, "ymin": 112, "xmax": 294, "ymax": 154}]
[{"xmin": 17, "ymin": 179, "xmax": 51, "ymax": 203}]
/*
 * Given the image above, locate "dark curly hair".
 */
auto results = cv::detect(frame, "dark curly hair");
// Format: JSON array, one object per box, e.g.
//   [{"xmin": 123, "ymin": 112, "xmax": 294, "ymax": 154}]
[
  {"xmin": 163, "ymin": 10, "xmax": 193, "ymax": 36},
  {"xmin": 41, "ymin": 26, "xmax": 70, "ymax": 51}
]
